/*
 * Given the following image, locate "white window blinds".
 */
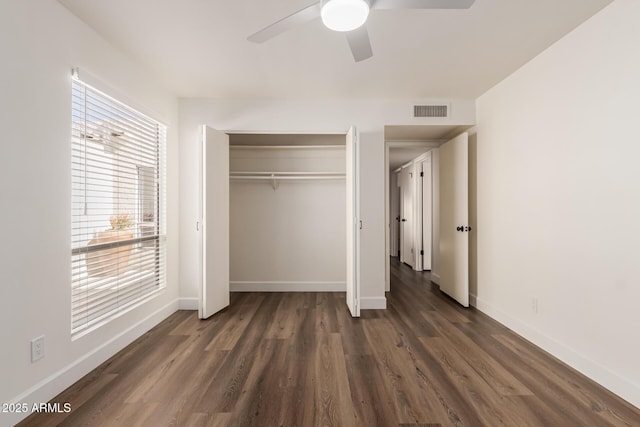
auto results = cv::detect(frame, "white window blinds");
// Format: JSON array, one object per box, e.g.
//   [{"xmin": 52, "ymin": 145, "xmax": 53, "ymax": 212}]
[{"xmin": 71, "ymin": 77, "xmax": 166, "ymax": 337}]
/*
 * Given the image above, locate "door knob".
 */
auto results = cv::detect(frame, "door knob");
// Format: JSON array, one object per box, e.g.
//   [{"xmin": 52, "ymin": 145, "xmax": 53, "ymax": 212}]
[
  {"xmin": 456, "ymin": 226, "xmax": 463, "ymax": 231},
  {"xmin": 401, "ymin": 219, "xmax": 407, "ymax": 222},
  {"xmin": 465, "ymin": 226, "xmax": 472, "ymax": 232}
]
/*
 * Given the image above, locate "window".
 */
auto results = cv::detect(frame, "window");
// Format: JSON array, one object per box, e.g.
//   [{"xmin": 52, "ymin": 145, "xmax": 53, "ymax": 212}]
[{"xmin": 71, "ymin": 77, "xmax": 166, "ymax": 337}]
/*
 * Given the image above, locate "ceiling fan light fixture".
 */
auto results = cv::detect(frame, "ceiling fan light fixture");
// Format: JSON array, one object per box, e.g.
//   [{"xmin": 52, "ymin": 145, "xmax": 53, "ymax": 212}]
[{"xmin": 321, "ymin": 0, "xmax": 370, "ymax": 32}]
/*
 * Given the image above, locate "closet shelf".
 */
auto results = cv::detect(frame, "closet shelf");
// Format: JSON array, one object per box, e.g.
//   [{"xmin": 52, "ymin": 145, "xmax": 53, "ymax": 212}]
[{"xmin": 230, "ymin": 172, "xmax": 346, "ymax": 190}]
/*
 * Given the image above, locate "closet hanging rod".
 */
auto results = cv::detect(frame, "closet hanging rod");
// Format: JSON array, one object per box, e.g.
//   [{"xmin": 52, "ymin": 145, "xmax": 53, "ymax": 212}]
[
  {"xmin": 230, "ymin": 173, "xmax": 345, "ymax": 190},
  {"xmin": 230, "ymin": 145, "xmax": 346, "ymax": 150},
  {"xmin": 230, "ymin": 171, "xmax": 345, "ymax": 177},
  {"xmin": 230, "ymin": 175, "xmax": 345, "ymax": 180}
]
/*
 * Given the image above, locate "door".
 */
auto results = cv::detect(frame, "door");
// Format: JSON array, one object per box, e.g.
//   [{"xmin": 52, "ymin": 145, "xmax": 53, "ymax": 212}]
[
  {"xmin": 199, "ymin": 126, "xmax": 230, "ymax": 319},
  {"xmin": 346, "ymin": 126, "xmax": 360, "ymax": 317},
  {"xmin": 401, "ymin": 166, "xmax": 415, "ymax": 268},
  {"xmin": 438, "ymin": 132, "xmax": 469, "ymax": 307},
  {"xmin": 395, "ymin": 177, "xmax": 401, "ymax": 257},
  {"xmin": 422, "ymin": 156, "xmax": 433, "ymax": 270}
]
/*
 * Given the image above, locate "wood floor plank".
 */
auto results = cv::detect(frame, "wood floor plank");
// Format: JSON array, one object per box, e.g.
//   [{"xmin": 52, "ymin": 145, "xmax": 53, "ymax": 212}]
[
  {"xmin": 137, "ymin": 349, "xmax": 230, "ymax": 425},
  {"xmin": 315, "ymin": 292, "xmax": 340, "ymax": 333},
  {"xmin": 264, "ymin": 292, "xmax": 306, "ymax": 339},
  {"xmin": 494, "ymin": 334, "xmax": 639, "ymax": 427},
  {"xmin": 225, "ymin": 338, "xmax": 288, "ymax": 427},
  {"xmin": 183, "ymin": 412, "xmax": 233, "ymax": 427},
  {"xmin": 345, "ymin": 354, "xmax": 398, "ymax": 426},
  {"xmin": 194, "ymin": 294, "xmax": 280, "ymax": 414},
  {"xmin": 204, "ymin": 297, "xmax": 262, "ymax": 351},
  {"xmin": 278, "ymin": 298, "xmax": 317, "ymax": 427},
  {"xmin": 363, "ymin": 318, "xmax": 450, "ymax": 424},
  {"xmin": 17, "ymin": 258, "xmax": 640, "ymax": 427},
  {"xmin": 382, "ymin": 308, "xmax": 484, "ymax": 425},
  {"xmin": 503, "ymin": 394, "xmax": 579, "ymax": 427},
  {"xmin": 334, "ymin": 299, "xmax": 372, "ymax": 356},
  {"xmin": 314, "ymin": 333, "xmax": 357, "ymax": 426},
  {"xmin": 422, "ymin": 310, "xmax": 533, "ymax": 397},
  {"xmin": 420, "ymin": 337, "xmax": 537, "ymax": 427},
  {"xmin": 99, "ymin": 402, "xmax": 160, "ymax": 427},
  {"xmin": 385, "ymin": 301, "xmax": 440, "ymax": 338}
]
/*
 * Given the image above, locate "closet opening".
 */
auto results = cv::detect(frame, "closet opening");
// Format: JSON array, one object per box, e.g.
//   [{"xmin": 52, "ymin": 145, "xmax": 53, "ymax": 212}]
[{"xmin": 228, "ymin": 133, "xmax": 348, "ymax": 293}]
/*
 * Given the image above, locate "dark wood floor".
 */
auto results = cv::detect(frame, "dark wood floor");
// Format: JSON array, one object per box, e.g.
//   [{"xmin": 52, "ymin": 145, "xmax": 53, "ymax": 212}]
[{"xmin": 19, "ymin": 258, "xmax": 640, "ymax": 426}]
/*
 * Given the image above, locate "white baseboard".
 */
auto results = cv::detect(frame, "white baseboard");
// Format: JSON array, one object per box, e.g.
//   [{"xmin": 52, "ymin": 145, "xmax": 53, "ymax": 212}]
[
  {"xmin": 178, "ymin": 297, "xmax": 198, "ymax": 310},
  {"xmin": 4, "ymin": 300, "xmax": 179, "ymax": 426},
  {"xmin": 360, "ymin": 296, "xmax": 387, "ymax": 310},
  {"xmin": 230, "ymin": 281, "xmax": 346, "ymax": 292},
  {"xmin": 472, "ymin": 295, "xmax": 640, "ymax": 409},
  {"xmin": 431, "ymin": 273, "xmax": 441, "ymax": 285},
  {"xmin": 469, "ymin": 292, "xmax": 477, "ymax": 307}
]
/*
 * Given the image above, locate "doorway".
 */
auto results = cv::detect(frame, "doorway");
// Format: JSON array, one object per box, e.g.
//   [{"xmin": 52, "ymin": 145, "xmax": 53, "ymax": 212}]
[
  {"xmin": 385, "ymin": 140, "xmax": 439, "ymax": 291},
  {"xmin": 384, "ymin": 125, "xmax": 473, "ymax": 297}
]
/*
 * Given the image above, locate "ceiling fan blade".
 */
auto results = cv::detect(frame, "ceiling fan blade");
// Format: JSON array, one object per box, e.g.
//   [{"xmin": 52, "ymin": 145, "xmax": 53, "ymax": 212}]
[
  {"xmin": 346, "ymin": 26, "xmax": 373, "ymax": 62},
  {"xmin": 371, "ymin": 0, "xmax": 475, "ymax": 10},
  {"xmin": 247, "ymin": 2, "xmax": 321, "ymax": 43}
]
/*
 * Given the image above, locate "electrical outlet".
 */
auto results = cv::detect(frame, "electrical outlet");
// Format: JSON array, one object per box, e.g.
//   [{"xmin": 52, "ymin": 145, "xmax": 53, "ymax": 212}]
[
  {"xmin": 31, "ymin": 336, "xmax": 44, "ymax": 363},
  {"xmin": 531, "ymin": 297, "xmax": 539, "ymax": 314}
]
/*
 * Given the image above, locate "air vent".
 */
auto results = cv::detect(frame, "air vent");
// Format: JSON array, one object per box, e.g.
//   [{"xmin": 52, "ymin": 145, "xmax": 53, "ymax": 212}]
[{"xmin": 413, "ymin": 105, "xmax": 448, "ymax": 118}]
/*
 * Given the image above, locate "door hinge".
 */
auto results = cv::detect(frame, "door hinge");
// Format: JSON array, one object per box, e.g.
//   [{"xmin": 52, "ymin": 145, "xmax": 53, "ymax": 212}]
[
  {"xmin": 420, "ymin": 249, "xmax": 424, "ymax": 255},
  {"xmin": 420, "ymin": 172, "xmax": 424, "ymax": 177}
]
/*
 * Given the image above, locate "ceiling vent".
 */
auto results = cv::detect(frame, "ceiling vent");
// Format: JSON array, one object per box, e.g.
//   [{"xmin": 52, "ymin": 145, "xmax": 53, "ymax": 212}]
[{"xmin": 413, "ymin": 105, "xmax": 449, "ymax": 118}]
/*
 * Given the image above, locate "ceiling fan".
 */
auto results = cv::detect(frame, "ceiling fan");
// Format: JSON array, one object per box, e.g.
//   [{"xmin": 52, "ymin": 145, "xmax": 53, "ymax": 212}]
[{"xmin": 248, "ymin": 0, "xmax": 475, "ymax": 62}]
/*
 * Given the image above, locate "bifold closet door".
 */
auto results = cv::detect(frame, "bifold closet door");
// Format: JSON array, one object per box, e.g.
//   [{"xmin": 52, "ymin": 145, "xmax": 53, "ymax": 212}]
[
  {"xmin": 199, "ymin": 126, "xmax": 230, "ymax": 319},
  {"xmin": 438, "ymin": 132, "xmax": 469, "ymax": 307},
  {"xmin": 346, "ymin": 126, "xmax": 360, "ymax": 317}
]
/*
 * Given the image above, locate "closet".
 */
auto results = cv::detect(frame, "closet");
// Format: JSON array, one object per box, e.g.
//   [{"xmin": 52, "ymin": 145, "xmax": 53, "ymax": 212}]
[
  {"xmin": 200, "ymin": 127, "xmax": 360, "ymax": 319},
  {"xmin": 228, "ymin": 134, "xmax": 347, "ymax": 292}
]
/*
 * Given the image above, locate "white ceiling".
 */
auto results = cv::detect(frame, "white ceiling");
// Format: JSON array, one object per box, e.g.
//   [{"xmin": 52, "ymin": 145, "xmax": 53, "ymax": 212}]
[
  {"xmin": 385, "ymin": 124, "xmax": 473, "ymax": 141},
  {"xmin": 58, "ymin": 0, "xmax": 611, "ymax": 99},
  {"xmin": 388, "ymin": 142, "xmax": 440, "ymax": 171}
]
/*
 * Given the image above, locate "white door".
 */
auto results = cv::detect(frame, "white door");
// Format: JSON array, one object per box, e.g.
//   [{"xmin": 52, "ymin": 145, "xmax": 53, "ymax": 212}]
[
  {"xmin": 199, "ymin": 126, "xmax": 230, "ymax": 319},
  {"xmin": 439, "ymin": 132, "xmax": 469, "ymax": 307},
  {"xmin": 401, "ymin": 166, "xmax": 415, "ymax": 268},
  {"xmin": 421, "ymin": 157, "xmax": 433, "ymax": 270},
  {"xmin": 346, "ymin": 126, "xmax": 360, "ymax": 317},
  {"xmin": 394, "ymin": 174, "xmax": 401, "ymax": 257}
]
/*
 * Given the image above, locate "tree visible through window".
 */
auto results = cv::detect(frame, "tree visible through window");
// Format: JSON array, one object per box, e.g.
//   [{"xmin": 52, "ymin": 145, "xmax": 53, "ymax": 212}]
[{"xmin": 70, "ymin": 76, "xmax": 166, "ymax": 336}]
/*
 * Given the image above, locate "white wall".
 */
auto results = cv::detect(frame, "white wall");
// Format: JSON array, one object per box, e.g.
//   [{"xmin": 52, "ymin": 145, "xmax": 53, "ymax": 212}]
[
  {"xmin": 475, "ymin": 0, "xmax": 640, "ymax": 407},
  {"xmin": 0, "ymin": 2, "xmax": 179, "ymax": 425},
  {"xmin": 179, "ymin": 99, "xmax": 475, "ymax": 309},
  {"xmin": 230, "ymin": 146, "xmax": 346, "ymax": 290}
]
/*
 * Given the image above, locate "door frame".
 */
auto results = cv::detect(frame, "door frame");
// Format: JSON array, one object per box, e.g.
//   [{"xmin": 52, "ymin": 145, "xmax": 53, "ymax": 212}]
[
  {"xmin": 420, "ymin": 154, "xmax": 433, "ymax": 271},
  {"xmin": 200, "ymin": 128, "xmax": 360, "ymax": 315},
  {"xmin": 384, "ymin": 140, "xmax": 440, "ymax": 291}
]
